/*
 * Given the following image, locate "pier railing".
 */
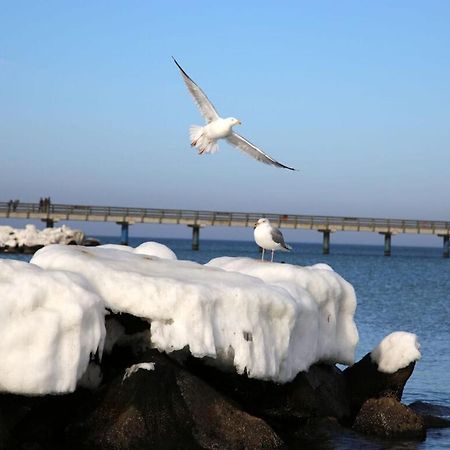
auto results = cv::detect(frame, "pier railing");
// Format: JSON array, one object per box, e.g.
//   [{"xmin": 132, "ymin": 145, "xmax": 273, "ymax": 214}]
[
  {"xmin": 1, "ymin": 201, "xmax": 449, "ymax": 234},
  {"xmin": 0, "ymin": 202, "xmax": 450, "ymax": 234},
  {"xmin": 1, "ymin": 201, "xmax": 449, "ymax": 256}
]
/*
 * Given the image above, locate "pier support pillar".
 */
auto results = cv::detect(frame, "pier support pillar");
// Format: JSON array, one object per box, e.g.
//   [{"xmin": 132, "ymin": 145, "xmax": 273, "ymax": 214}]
[
  {"xmin": 319, "ymin": 229, "xmax": 332, "ymax": 254},
  {"xmin": 41, "ymin": 218, "xmax": 55, "ymax": 228},
  {"xmin": 189, "ymin": 225, "xmax": 201, "ymax": 251},
  {"xmin": 440, "ymin": 234, "xmax": 449, "ymax": 258},
  {"xmin": 380, "ymin": 232, "xmax": 392, "ymax": 256},
  {"xmin": 117, "ymin": 222, "xmax": 130, "ymax": 246}
]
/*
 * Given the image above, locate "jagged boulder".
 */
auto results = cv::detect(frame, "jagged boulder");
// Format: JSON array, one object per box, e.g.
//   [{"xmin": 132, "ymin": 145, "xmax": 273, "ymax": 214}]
[
  {"xmin": 185, "ymin": 358, "xmax": 350, "ymax": 424},
  {"xmin": 343, "ymin": 352, "xmax": 415, "ymax": 417},
  {"xmin": 66, "ymin": 350, "xmax": 284, "ymax": 450},
  {"xmin": 353, "ymin": 397, "xmax": 426, "ymax": 439}
]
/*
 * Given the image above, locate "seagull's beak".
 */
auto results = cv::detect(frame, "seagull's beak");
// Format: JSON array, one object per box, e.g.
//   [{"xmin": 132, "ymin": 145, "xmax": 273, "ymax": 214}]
[
  {"xmin": 238, "ymin": 120, "xmax": 242, "ymax": 125},
  {"xmin": 253, "ymin": 222, "xmax": 258, "ymax": 229}
]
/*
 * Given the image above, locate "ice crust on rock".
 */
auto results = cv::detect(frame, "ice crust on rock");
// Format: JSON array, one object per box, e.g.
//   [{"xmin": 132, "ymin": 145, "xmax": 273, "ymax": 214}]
[
  {"xmin": 207, "ymin": 257, "xmax": 359, "ymax": 367},
  {"xmin": 371, "ymin": 331, "xmax": 421, "ymax": 374},
  {"xmin": 32, "ymin": 245, "xmax": 358, "ymax": 383},
  {"xmin": 123, "ymin": 362, "xmax": 156, "ymax": 381},
  {"xmin": 0, "ymin": 260, "xmax": 105, "ymax": 395}
]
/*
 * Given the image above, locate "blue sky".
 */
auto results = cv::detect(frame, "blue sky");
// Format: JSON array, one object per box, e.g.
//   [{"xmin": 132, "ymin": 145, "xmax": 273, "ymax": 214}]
[{"xmin": 1, "ymin": 1, "xmax": 449, "ymax": 245}]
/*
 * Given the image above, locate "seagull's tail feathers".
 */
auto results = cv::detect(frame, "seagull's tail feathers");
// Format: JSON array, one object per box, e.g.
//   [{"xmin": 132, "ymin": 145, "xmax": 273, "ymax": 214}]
[
  {"xmin": 189, "ymin": 125, "xmax": 219, "ymax": 154},
  {"xmin": 282, "ymin": 243, "xmax": 292, "ymax": 251},
  {"xmin": 189, "ymin": 125, "xmax": 203, "ymax": 145}
]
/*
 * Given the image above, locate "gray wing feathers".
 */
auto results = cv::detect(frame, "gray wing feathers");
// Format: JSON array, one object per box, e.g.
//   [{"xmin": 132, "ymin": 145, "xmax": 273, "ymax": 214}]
[
  {"xmin": 270, "ymin": 227, "xmax": 290, "ymax": 250},
  {"xmin": 226, "ymin": 132, "xmax": 295, "ymax": 171},
  {"xmin": 173, "ymin": 58, "xmax": 219, "ymax": 123}
]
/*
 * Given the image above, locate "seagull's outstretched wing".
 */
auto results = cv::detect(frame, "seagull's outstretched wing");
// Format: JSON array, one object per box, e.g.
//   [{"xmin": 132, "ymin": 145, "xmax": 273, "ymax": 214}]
[
  {"xmin": 173, "ymin": 58, "xmax": 220, "ymax": 124},
  {"xmin": 226, "ymin": 132, "xmax": 296, "ymax": 171}
]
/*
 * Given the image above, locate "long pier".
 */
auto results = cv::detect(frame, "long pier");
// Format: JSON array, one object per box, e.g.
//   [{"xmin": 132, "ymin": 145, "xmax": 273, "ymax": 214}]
[{"xmin": 1, "ymin": 201, "xmax": 449, "ymax": 257}]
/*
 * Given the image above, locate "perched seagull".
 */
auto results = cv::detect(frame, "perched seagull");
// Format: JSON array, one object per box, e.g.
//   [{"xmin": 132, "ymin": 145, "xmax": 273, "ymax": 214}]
[
  {"xmin": 173, "ymin": 58, "xmax": 295, "ymax": 171},
  {"xmin": 254, "ymin": 218, "xmax": 292, "ymax": 262}
]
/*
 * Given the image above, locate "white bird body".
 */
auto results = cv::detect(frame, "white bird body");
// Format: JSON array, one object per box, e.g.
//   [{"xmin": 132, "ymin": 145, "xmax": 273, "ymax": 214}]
[
  {"xmin": 190, "ymin": 117, "xmax": 239, "ymax": 154},
  {"xmin": 254, "ymin": 218, "xmax": 292, "ymax": 262},
  {"xmin": 173, "ymin": 58, "xmax": 296, "ymax": 170},
  {"xmin": 204, "ymin": 118, "xmax": 236, "ymax": 140},
  {"xmin": 254, "ymin": 224, "xmax": 285, "ymax": 251}
]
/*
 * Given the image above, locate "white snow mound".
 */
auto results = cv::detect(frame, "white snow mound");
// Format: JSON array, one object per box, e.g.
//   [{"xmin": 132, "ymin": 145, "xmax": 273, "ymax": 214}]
[
  {"xmin": 32, "ymin": 246, "xmax": 358, "ymax": 383},
  {"xmin": 98, "ymin": 244, "xmax": 134, "ymax": 252},
  {"xmin": 98, "ymin": 242, "xmax": 177, "ymax": 259},
  {"xmin": 371, "ymin": 331, "xmax": 421, "ymax": 374},
  {"xmin": 0, "ymin": 260, "xmax": 105, "ymax": 395},
  {"xmin": 134, "ymin": 242, "xmax": 177, "ymax": 260}
]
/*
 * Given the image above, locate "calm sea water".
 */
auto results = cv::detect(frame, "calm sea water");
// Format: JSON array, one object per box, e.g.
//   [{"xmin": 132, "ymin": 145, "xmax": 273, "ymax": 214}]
[{"xmin": 2, "ymin": 237, "xmax": 450, "ymax": 449}]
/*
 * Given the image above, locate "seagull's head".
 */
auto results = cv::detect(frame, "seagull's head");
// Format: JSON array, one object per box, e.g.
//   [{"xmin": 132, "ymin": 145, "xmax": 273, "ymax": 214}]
[
  {"xmin": 254, "ymin": 217, "xmax": 269, "ymax": 228},
  {"xmin": 228, "ymin": 117, "xmax": 241, "ymax": 127}
]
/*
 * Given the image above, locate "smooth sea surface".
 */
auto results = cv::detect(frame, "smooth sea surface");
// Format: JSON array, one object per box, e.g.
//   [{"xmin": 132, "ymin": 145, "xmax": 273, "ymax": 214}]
[{"xmin": 2, "ymin": 237, "xmax": 450, "ymax": 449}]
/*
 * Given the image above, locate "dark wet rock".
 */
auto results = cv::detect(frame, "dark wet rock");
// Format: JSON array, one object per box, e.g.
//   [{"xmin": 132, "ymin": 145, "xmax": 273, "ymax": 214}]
[
  {"xmin": 66, "ymin": 350, "xmax": 284, "ymax": 450},
  {"xmin": 0, "ymin": 409, "xmax": 14, "ymax": 450},
  {"xmin": 343, "ymin": 352, "xmax": 415, "ymax": 417},
  {"xmin": 185, "ymin": 358, "xmax": 350, "ymax": 425},
  {"xmin": 409, "ymin": 401, "xmax": 450, "ymax": 428},
  {"xmin": 0, "ymin": 244, "xmax": 44, "ymax": 254},
  {"xmin": 107, "ymin": 312, "xmax": 150, "ymax": 336},
  {"xmin": 353, "ymin": 397, "xmax": 426, "ymax": 440},
  {"xmin": 82, "ymin": 237, "xmax": 101, "ymax": 247},
  {"xmin": 176, "ymin": 367, "xmax": 284, "ymax": 449},
  {"xmin": 286, "ymin": 417, "xmax": 379, "ymax": 450},
  {"xmin": 0, "ymin": 390, "xmax": 93, "ymax": 450},
  {"xmin": 23, "ymin": 245, "xmax": 45, "ymax": 254}
]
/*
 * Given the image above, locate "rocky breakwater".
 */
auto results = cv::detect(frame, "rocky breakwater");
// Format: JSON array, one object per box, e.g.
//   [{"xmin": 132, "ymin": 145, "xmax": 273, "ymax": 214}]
[
  {"xmin": 0, "ymin": 245, "xmax": 448, "ymax": 449},
  {"xmin": 0, "ymin": 319, "xmax": 439, "ymax": 449},
  {"xmin": 0, "ymin": 224, "xmax": 84, "ymax": 253}
]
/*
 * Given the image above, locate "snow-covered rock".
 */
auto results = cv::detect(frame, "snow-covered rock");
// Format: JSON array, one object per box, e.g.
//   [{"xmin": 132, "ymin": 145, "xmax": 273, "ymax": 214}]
[
  {"xmin": 0, "ymin": 224, "xmax": 84, "ymax": 250},
  {"xmin": 0, "ymin": 225, "xmax": 16, "ymax": 248},
  {"xmin": 0, "ymin": 260, "xmax": 105, "ymax": 395},
  {"xmin": 31, "ymin": 245, "xmax": 358, "ymax": 382},
  {"xmin": 371, "ymin": 332, "xmax": 421, "ymax": 374}
]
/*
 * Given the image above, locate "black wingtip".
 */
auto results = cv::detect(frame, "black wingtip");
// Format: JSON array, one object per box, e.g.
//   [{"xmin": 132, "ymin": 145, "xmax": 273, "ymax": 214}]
[
  {"xmin": 172, "ymin": 56, "xmax": 195, "ymax": 82},
  {"xmin": 172, "ymin": 57, "xmax": 186, "ymax": 73},
  {"xmin": 280, "ymin": 164, "xmax": 297, "ymax": 171}
]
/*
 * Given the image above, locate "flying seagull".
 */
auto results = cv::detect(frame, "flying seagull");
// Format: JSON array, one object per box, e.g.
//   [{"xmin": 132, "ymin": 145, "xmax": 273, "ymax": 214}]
[
  {"xmin": 173, "ymin": 58, "xmax": 295, "ymax": 171},
  {"xmin": 254, "ymin": 218, "xmax": 292, "ymax": 262}
]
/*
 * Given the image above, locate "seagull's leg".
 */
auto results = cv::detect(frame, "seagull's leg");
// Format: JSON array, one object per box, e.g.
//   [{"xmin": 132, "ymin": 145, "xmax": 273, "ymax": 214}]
[
  {"xmin": 271, "ymin": 250, "xmax": 274, "ymax": 262},
  {"xmin": 261, "ymin": 248, "xmax": 265, "ymax": 261}
]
